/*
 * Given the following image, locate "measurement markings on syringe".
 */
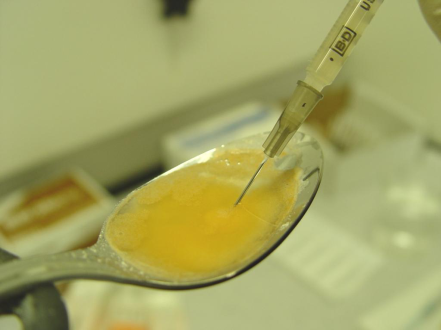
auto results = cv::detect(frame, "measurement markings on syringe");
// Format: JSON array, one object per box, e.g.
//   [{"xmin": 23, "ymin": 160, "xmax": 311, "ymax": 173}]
[
  {"xmin": 361, "ymin": 0, "xmax": 376, "ymax": 11},
  {"xmin": 330, "ymin": 26, "xmax": 357, "ymax": 57}
]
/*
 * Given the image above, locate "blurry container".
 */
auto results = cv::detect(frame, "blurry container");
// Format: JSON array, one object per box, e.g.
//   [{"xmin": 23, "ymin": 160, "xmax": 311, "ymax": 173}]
[
  {"xmin": 65, "ymin": 281, "xmax": 186, "ymax": 330},
  {"xmin": 373, "ymin": 175, "xmax": 441, "ymax": 256},
  {"xmin": 0, "ymin": 169, "xmax": 115, "ymax": 257},
  {"xmin": 161, "ymin": 102, "xmax": 281, "ymax": 169}
]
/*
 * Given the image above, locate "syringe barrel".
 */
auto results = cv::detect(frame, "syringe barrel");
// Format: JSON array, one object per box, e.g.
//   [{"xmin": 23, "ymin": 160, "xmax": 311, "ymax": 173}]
[
  {"xmin": 263, "ymin": 0, "xmax": 384, "ymax": 158},
  {"xmin": 263, "ymin": 81, "xmax": 323, "ymax": 158},
  {"xmin": 305, "ymin": 0, "xmax": 384, "ymax": 91}
]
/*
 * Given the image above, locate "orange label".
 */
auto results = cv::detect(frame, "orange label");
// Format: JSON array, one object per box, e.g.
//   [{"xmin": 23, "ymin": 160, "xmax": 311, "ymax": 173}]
[{"xmin": 0, "ymin": 174, "xmax": 98, "ymax": 239}]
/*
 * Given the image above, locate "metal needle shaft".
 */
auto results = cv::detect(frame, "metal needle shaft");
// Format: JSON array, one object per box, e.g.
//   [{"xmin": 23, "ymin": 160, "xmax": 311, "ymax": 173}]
[{"xmin": 234, "ymin": 156, "xmax": 269, "ymax": 206}]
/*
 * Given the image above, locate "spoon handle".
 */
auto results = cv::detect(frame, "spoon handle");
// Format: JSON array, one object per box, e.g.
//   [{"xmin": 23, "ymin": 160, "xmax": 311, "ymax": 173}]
[{"xmin": 0, "ymin": 247, "xmax": 123, "ymax": 302}]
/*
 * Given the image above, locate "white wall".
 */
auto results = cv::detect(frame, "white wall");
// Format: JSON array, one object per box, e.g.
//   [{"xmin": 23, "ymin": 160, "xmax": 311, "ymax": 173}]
[{"xmin": 1, "ymin": 0, "xmax": 440, "ymax": 181}]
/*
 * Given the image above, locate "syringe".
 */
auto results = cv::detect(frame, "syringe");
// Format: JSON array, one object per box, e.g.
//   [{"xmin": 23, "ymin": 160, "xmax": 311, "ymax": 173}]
[{"xmin": 235, "ymin": 0, "xmax": 384, "ymax": 205}]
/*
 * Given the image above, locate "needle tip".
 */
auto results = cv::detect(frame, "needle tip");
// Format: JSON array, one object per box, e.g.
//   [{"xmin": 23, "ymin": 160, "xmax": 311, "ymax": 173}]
[{"xmin": 234, "ymin": 156, "xmax": 268, "ymax": 206}]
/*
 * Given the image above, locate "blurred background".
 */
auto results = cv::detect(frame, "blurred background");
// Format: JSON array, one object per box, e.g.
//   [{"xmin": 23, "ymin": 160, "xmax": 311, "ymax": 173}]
[{"xmin": 1, "ymin": 0, "xmax": 441, "ymax": 329}]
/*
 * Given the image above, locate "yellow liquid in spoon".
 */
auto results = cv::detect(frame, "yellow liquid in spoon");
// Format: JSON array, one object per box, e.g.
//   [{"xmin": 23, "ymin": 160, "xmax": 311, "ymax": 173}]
[{"xmin": 106, "ymin": 150, "xmax": 300, "ymax": 280}]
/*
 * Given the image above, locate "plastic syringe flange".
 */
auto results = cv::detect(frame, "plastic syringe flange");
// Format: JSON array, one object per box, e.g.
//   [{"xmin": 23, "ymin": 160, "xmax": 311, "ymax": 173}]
[{"xmin": 263, "ymin": 81, "xmax": 323, "ymax": 158}]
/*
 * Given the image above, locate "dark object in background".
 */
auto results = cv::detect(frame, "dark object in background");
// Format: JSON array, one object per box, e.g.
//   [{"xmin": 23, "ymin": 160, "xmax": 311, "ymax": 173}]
[
  {"xmin": 0, "ymin": 248, "xmax": 69, "ymax": 330},
  {"xmin": 163, "ymin": 0, "xmax": 192, "ymax": 17}
]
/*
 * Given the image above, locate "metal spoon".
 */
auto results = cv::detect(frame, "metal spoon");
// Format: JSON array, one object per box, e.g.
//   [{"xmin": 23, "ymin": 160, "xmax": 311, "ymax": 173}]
[{"xmin": 0, "ymin": 132, "xmax": 323, "ymax": 302}]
